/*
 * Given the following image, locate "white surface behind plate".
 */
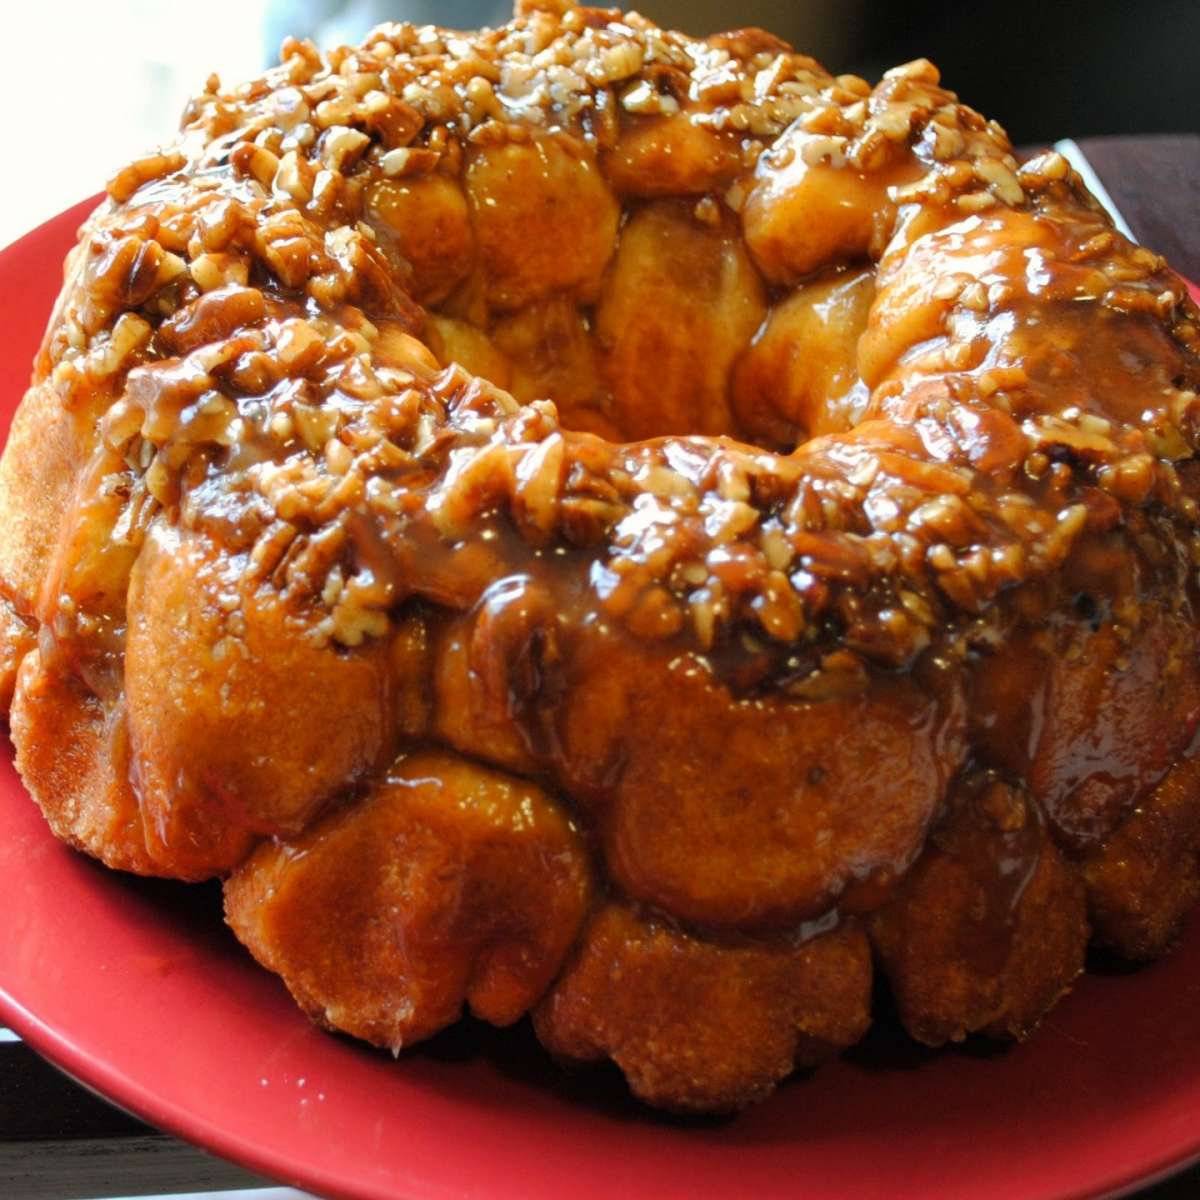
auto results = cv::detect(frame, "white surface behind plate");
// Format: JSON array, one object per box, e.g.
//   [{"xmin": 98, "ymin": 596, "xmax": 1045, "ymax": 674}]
[{"xmin": 0, "ymin": 1, "xmax": 271, "ymax": 252}]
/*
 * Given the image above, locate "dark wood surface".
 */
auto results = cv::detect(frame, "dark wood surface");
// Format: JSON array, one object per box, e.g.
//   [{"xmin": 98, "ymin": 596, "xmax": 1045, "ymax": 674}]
[
  {"xmin": 1080, "ymin": 135, "xmax": 1200, "ymax": 285},
  {"xmin": 0, "ymin": 1038, "xmax": 276, "ymax": 1198},
  {"xmin": 1, "ymin": 133, "xmax": 1198, "ymax": 1200}
]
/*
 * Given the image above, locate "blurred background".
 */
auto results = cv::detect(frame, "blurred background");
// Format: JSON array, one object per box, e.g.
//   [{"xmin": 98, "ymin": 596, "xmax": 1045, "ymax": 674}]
[{"xmin": 0, "ymin": 0, "xmax": 1195, "ymax": 249}]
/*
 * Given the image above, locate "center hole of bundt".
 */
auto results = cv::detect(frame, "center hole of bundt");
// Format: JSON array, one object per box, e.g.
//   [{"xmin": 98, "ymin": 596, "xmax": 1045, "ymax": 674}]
[
  {"xmin": 420, "ymin": 259, "xmax": 875, "ymax": 455},
  {"xmin": 369, "ymin": 179, "xmax": 875, "ymax": 453}
]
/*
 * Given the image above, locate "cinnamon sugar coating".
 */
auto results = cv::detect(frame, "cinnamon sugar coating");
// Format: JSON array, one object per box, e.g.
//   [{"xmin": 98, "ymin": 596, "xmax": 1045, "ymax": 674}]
[{"xmin": 2, "ymin": 0, "xmax": 1199, "ymax": 1111}]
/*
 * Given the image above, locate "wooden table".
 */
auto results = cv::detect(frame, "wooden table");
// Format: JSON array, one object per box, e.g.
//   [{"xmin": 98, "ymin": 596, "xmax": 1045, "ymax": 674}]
[{"xmin": 1, "ymin": 133, "xmax": 1198, "ymax": 1200}]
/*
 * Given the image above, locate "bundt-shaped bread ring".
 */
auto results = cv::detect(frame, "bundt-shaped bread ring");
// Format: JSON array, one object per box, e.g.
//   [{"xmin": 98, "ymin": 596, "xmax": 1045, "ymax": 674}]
[{"xmin": 2, "ymin": 0, "xmax": 1200, "ymax": 1112}]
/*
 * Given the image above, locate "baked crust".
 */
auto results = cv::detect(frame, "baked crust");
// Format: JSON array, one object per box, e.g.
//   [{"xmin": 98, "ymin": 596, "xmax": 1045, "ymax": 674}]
[{"xmin": 2, "ymin": 0, "xmax": 1199, "ymax": 1111}]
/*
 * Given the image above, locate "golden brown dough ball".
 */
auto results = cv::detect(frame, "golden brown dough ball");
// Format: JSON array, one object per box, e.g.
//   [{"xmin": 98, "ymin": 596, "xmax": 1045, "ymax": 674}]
[
  {"xmin": 969, "ymin": 552, "xmax": 1200, "ymax": 852},
  {"xmin": 37, "ymin": 447, "xmax": 145, "ymax": 671},
  {"xmin": 11, "ymin": 649, "xmax": 168, "ymax": 877},
  {"xmin": 559, "ymin": 639, "xmax": 963, "ymax": 929},
  {"xmin": 465, "ymin": 132, "xmax": 619, "ymax": 313},
  {"xmin": 733, "ymin": 266, "xmax": 875, "ymax": 448},
  {"xmin": 534, "ymin": 903, "xmax": 872, "ymax": 1112},
  {"xmin": 595, "ymin": 199, "xmax": 767, "ymax": 440},
  {"xmin": 867, "ymin": 773, "xmax": 1087, "ymax": 1045},
  {"xmin": 124, "ymin": 523, "xmax": 391, "ymax": 875},
  {"xmin": 1082, "ymin": 754, "xmax": 1200, "ymax": 960},
  {"xmin": 490, "ymin": 295, "xmax": 602, "ymax": 423},
  {"xmin": 0, "ymin": 382, "xmax": 79, "ymax": 618},
  {"xmin": 366, "ymin": 174, "xmax": 476, "ymax": 305},
  {"xmin": 604, "ymin": 115, "xmax": 743, "ymax": 198},
  {"xmin": 225, "ymin": 749, "xmax": 592, "ymax": 1049},
  {"xmin": 424, "ymin": 313, "xmax": 514, "ymax": 391},
  {"xmin": 430, "ymin": 603, "xmax": 543, "ymax": 779},
  {"xmin": 1031, "ymin": 614, "xmax": 1198, "ymax": 847},
  {"xmin": 742, "ymin": 132, "xmax": 896, "ymax": 286},
  {"xmin": 857, "ymin": 207, "xmax": 1051, "ymax": 389}
]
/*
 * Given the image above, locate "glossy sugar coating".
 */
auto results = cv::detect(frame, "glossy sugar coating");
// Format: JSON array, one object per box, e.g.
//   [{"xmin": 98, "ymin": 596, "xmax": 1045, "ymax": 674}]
[{"xmin": 2, "ymin": 0, "xmax": 1200, "ymax": 1112}]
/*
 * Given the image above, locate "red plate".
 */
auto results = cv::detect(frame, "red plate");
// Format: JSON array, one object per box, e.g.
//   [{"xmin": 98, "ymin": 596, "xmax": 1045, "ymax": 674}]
[{"xmin": 3, "ymin": 200, "xmax": 1200, "ymax": 1200}]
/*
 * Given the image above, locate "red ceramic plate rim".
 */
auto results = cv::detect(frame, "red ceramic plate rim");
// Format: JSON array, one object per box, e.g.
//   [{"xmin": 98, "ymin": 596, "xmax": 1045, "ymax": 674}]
[{"xmin": 3, "ymin": 198, "xmax": 1200, "ymax": 1200}]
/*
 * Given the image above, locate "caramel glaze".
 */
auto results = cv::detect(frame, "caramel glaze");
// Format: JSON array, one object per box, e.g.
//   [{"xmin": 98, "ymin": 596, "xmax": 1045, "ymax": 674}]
[{"xmin": 1, "ymin": 0, "xmax": 1199, "ymax": 1110}]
